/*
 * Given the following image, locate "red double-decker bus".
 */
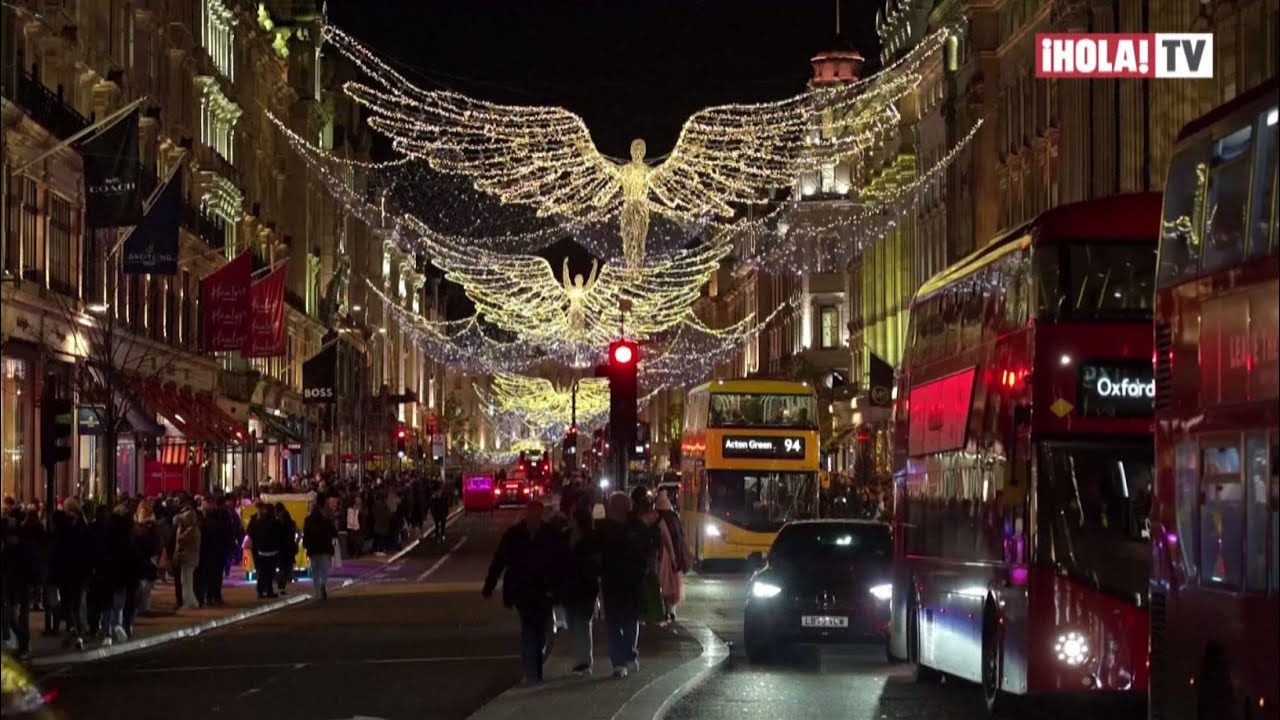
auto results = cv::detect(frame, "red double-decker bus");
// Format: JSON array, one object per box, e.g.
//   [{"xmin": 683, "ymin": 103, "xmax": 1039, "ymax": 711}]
[
  {"xmin": 1150, "ymin": 80, "xmax": 1278, "ymax": 720},
  {"xmin": 888, "ymin": 194, "xmax": 1161, "ymax": 714}
]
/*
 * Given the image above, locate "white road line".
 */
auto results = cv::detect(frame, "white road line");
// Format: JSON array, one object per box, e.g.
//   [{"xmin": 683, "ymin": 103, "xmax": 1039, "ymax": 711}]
[
  {"xmin": 385, "ymin": 506, "xmax": 465, "ymax": 564},
  {"xmin": 416, "ymin": 536, "xmax": 468, "ymax": 582},
  {"xmin": 98, "ymin": 654, "xmax": 520, "ymax": 675}
]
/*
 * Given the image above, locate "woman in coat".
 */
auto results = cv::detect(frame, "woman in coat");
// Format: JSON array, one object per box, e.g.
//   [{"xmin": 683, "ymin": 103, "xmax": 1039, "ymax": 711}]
[
  {"xmin": 561, "ymin": 507, "xmax": 599, "ymax": 674},
  {"xmin": 172, "ymin": 509, "xmax": 201, "ymax": 610},
  {"xmin": 654, "ymin": 491, "xmax": 691, "ymax": 622}
]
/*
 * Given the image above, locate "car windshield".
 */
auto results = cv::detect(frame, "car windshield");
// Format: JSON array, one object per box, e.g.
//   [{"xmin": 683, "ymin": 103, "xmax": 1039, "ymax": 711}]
[
  {"xmin": 706, "ymin": 470, "xmax": 819, "ymax": 532},
  {"xmin": 710, "ymin": 393, "xmax": 817, "ymax": 428},
  {"xmin": 770, "ymin": 523, "xmax": 890, "ymax": 563},
  {"xmin": 1039, "ymin": 439, "xmax": 1153, "ymax": 600}
]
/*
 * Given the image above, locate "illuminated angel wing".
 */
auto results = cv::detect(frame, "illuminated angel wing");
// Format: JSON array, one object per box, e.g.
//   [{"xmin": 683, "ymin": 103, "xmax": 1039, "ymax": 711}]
[
  {"xmin": 325, "ymin": 27, "xmax": 621, "ymax": 223},
  {"xmin": 648, "ymin": 28, "xmax": 954, "ymax": 218},
  {"xmin": 403, "ymin": 218, "xmax": 571, "ymax": 336},
  {"xmin": 584, "ymin": 239, "xmax": 734, "ymax": 341}
]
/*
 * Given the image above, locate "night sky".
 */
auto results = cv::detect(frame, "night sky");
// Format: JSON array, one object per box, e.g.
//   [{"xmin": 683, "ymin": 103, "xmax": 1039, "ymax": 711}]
[
  {"xmin": 323, "ymin": 0, "xmax": 882, "ymax": 318},
  {"xmin": 326, "ymin": 0, "xmax": 882, "ymax": 159}
]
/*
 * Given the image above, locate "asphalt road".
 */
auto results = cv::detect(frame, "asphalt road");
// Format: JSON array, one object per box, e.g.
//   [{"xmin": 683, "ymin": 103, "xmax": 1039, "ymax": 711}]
[
  {"xmin": 37, "ymin": 507, "xmax": 531, "ymax": 720},
  {"xmin": 669, "ymin": 570, "xmax": 1144, "ymax": 720}
]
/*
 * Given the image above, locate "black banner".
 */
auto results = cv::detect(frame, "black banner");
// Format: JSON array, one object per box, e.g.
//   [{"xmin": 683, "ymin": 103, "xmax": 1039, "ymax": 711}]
[
  {"xmin": 123, "ymin": 168, "xmax": 180, "ymax": 275},
  {"xmin": 81, "ymin": 108, "xmax": 142, "ymax": 229},
  {"xmin": 1078, "ymin": 361, "xmax": 1155, "ymax": 418},
  {"xmin": 868, "ymin": 352, "xmax": 895, "ymax": 407},
  {"xmin": 721, "ymin": 435, "xmax": 807, "ymax": 459},
  {"xmin": 302, "ymin": 342, "xmax": 338, "ymax": 404}
]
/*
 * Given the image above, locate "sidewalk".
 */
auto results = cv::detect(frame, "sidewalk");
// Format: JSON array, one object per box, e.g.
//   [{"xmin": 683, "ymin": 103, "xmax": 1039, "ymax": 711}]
[
  {"xmin": 468, "ymin": 618, "xmax": 728, "ymax": 720},
  {"xmin": 23, "ymin": 574, "xmax": 309, "ymax": 667}
]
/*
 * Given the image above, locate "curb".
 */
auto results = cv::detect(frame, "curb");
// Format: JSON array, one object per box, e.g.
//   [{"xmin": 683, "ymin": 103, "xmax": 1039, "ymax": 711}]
[
  {"xmin": 29, "ymin": 593, "xmax": 309, "ymax": 667},
  {"xmin": 384, "ymin": 504, "xmax": 466, "ymax": 564},
  {"xmin": 613, "ymin": 620, "xmax": 731, "ymax": 720}
]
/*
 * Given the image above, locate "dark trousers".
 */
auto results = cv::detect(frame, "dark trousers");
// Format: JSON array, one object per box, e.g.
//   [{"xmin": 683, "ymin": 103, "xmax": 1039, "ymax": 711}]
[
  {"xmin": 254, "ymin": 552, "xmax": 278, "ymax": 597},
  {"xmin": 517, "ymin": 602, "xmax": 552, "ymax": 682},
  {"xmin": 57, "ymin": 581, "xmax": 84, "ymax": 637},
  {"xmin": 433, "ymin": 515, "xmax": 448, "ymax": 540},
  {"xmin": 5, "ymin": 593, "xmax": 31, "ymax": 654},
  {"xmin": 121, "ymin": 579, "xmax": 139, "ymax": 633},
  {"xmin": 196, "ymin": 560, "xmax": 224, "ymax": 603},
  {"xmin": 276, "ymin": 552, "xmax": 295, "ymax": 591}
]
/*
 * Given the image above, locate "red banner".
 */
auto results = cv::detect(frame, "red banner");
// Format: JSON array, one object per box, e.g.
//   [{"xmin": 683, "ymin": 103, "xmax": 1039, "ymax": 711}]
[
  {"xmin": 243, "ymin": 267, "xmax": 286, "ymax": 358},
  {"xmin": 200, "ymin": 251, "xmax": 252, "ymax": 352}
]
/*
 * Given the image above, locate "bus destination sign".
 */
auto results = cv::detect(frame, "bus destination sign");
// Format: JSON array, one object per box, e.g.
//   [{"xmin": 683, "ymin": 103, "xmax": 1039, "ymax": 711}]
[
  {"xmin": 721, "ymin": 435, "xmax": 806, "ymax": 459},
  {"xmin": 1078, "ymin": 361, "xmax": 1154, "ymax": 417}
]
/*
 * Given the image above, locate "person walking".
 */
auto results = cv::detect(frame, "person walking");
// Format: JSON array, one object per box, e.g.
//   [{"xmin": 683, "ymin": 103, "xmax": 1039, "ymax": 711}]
[
  {"xmin": 126, "ymin": 501, "xmax": 162, "ymax": 634},
  {"xmin": 247, "ymin": 504, "xmax": 280, "ymax": 599},
  {"xmin": 654, "ymin": 490, "xmax": 691, "ymax": 622},
  {"xmin": 429, "ymin": 483, "xmax": 451, "ymax": 543},
  {"xmin": 172, "ymin": 508, "xmax": 201, "ymax": 610},
  {"xmin": 196, "ymin": 498, "xmax": 230, "ymax": 606},
  {"xmin": 48, "ymin": 500, "xmax": 90, "ymax": 649},
  {"xmin": 596, "ymin": 492, "xmax": 648, "ymax": 677},
  {"xmin": 274, "ymin": 503, "xmax": 298, "ymax": 596},
  {"xmin": 345, "ymin": 496, "xmax": 363, "ymax": 557},
  {"xmin": 303, "ymin": 497, "xmax": 338, "ymax": 599},
  {"xmin": 90, "ymin": 504, "xmax": 133, "ymax": 645},
  {"xmin": 481, "ymin": 500, "xmax": 566, "ymax": 685},
  {"xmin": 561, "ymin": 507, "xmax": 599, "ymax": 674}
]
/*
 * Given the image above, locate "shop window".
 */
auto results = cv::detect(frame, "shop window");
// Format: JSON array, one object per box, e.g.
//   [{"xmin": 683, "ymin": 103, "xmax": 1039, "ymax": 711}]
[
  {"xmin": 1, "ymin": 358, "xmax": 29, "ymax": 500},
  {"xmin": 47, "ymin": 193, "xmax": 75, "ymax": 296},
  {"xmin": 1244, "ymin": 433, "xmax": 1272, "ymax": 592},
  {"xmin": 818, "ymin": 305, "xmax": 840, "ymax": 349},
  {"xmin": 1200, "ymin": 439, "xmax": 1245, "ymax": 588}
]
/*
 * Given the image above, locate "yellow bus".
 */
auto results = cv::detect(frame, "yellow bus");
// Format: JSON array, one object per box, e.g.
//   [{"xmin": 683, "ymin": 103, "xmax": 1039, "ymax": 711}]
[{"xmin": 678, "ymin": 379, "xmax": 821, "ymax": 564}]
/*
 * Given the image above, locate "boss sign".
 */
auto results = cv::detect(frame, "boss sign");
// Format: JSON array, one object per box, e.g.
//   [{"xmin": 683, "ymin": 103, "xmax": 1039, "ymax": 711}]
[{"xmin": 1035, "ymin": 33, "xmax": 1213, "ymax": 79}]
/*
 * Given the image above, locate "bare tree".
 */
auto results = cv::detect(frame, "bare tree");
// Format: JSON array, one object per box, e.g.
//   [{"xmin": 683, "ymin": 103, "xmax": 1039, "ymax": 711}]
[{"xmin": 49, "ymin": 255, "xmax": 183, "ymax": 508}]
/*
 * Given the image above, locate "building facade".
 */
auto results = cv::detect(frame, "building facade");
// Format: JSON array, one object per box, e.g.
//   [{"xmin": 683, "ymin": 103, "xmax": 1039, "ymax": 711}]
[{"xmin": 0, "ymin": 0, "xmax": 445, "ymax": 502}]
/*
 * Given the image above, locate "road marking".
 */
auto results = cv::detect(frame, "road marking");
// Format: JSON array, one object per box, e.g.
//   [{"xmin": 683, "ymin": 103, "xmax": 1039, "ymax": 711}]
[
  {"xmin": 363, "ymin": 654, "xmax": 518, "ymax": 665},
  {"xmin": 236, "ymin": 687, "xmax": 261, "ymax": 699},
  {"xmin": 95, "ymin": 654, "xmax": 520, "ymax": 675},
  {"xmin": 416, "ymin": 536, "xmax": 468, "ymax": 582}
]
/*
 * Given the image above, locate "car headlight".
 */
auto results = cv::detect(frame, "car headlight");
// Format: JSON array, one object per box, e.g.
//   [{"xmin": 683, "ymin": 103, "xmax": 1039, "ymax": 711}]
[
  {"xmin": 704, "ymin": 523, "xmax": 722, "ymax": 538},
  {"xmin": 1053, "ymin": 630, "xmax": 1090, "ymax": 666},
  {"xmin": 750, "ymin": 580, "xmax": 783, "ymax": 599},
  {"xmin": 868, "ymin": 583, "xmax": 892, "ymax": 602}
]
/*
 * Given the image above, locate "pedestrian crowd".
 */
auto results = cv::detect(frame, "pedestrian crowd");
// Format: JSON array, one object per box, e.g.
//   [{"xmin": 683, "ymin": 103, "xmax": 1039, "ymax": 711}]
[
  {"xmin": 0, "ymin": 468, "xmax": 458, "ymax": 660},
  {"xmin": 483, "ymin": 477, "xmax": 692, "ymax": 684}
]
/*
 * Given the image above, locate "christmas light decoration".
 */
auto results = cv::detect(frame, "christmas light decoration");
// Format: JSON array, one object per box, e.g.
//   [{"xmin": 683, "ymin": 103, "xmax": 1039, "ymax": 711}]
[
  {"xmin": 479, "ymin": 374, "xmax": 612, "ymax": 431},
  {"xmin": 323, "ymin": 23, "xmax": 960, "ymax": 267}
]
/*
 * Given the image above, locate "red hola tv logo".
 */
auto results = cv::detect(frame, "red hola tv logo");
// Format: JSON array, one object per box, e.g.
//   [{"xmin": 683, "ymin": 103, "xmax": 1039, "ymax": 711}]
[{"xmin": 1036, "ymin": 33, "xmax": 1214, "ymax": 79}]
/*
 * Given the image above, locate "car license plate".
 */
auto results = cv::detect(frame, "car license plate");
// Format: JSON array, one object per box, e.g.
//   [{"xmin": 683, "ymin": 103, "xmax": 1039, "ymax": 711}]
[{"xmin": 801, "ymin": 615, "xmax": 848, "ymax": 628}]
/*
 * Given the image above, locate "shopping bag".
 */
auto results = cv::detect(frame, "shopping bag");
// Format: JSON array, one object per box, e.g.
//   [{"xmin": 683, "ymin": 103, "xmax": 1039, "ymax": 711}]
[{"xmin": 640, "ymin": 570, "xmax": 665, "ymax": 623}]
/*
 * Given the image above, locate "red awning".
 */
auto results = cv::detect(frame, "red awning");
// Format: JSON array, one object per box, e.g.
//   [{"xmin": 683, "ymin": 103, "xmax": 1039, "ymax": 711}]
[
  {"xmin": 192, "ymin": 392, "xmax": 246, "ymax": 445},
  {"xmin": 128, "ymin": 379, "xmax": 245, "ymax": 446}
]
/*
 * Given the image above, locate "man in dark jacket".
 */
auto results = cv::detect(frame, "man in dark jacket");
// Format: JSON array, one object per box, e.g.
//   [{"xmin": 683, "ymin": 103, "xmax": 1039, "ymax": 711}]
[
  {"xmin": 302, "ymin": 497, "xmax": 339, "ymax": 599},
  {"xmin": 247, "ymin": 505, "xmax": 280, "ymax": 599},
  {"xmin": 196, "ymin": 498, "xmax": 231, "ymax": 606},
  {"xmin": 482, "ymin": 500, "xmax": 566, "ymax": 684},
  {"xmin": 429, "ymin": 482, "xmax": 451, "ymax": 543},
  {"xmin": 596, "ymin": 492, "xmax": 649, "ymax": 676}
]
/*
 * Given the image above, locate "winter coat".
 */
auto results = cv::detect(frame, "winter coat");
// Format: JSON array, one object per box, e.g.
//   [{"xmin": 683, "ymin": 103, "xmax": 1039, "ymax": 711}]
[
  {"xmin": 173, "ymin": 513, "xmax": 201, "ymax": 568},
  {"xmin": 656, "ymin": 518, "xmax": 685, "ymax": 604},
  {"xmin": 131, "ymin": 520, "xmax": 163, "ymax": 582},
  {"xmin": 559, "ymin": 524, "xmax": 599, "ymax": 609},
  {"xmin": 657, "ymin": 509, "xmax": 691, "ymax": 573},
  {"xmin": 595, "ymin": 517, "xmax": 648, "ymax": 617},
  {"xmin": 302, "ymin": 509, "xmax": 338, "ymax": 557},
  {"xmin": 49, "ymin": 512, "xmax": 92, "ymax": 587},
  {"xmin": 247, "ymin": 515, "xmax": 281, "ymax": 555},
  {"xmin": 483, "ymin": 521, "xmax": 567, "ymax": 610},
  {"xmin": 93, "ymin": 511, "xmax": 136, "ymax": 590},
  {"xmin": 198, "ymin": 510, "xmax": 231, "ymax": 567}
]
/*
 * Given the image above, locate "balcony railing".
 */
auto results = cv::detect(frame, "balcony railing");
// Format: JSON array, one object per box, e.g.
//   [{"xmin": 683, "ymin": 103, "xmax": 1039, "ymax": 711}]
[
  {"xmin": 180, "ymin": 201, "xmax": 227, "ymax": 249},
  {"xmin": 10, "ymin": 54, "xmax": 91, "ymax": 140}
]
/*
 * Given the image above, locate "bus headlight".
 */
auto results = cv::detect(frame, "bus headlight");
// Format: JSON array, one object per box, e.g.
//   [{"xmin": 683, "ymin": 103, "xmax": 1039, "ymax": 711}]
[
  {"xmin": 704, "ymin": 523, "xmax": 722, "ymax": 538},
  {"xmin": 1054, "ymin": 630, "xmax": 1090, "ymax": 666},
  {"xmin": 868, "ymin": 583, "xmax": 892, "ymax": 602},
  {"xmin": 751, "ymin": 580, "xmax": 783, "ymax": 599}
]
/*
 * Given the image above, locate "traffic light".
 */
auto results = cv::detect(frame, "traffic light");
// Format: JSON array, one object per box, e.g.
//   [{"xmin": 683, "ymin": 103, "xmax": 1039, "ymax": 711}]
[
  {"xmin": 596, "ymin": 338, "xmax": 639, "ymax": 489},
  {"xmin": 40, "ymin": 382, "xmax": 73, "ymax": 469},
  {"xmin": 395, "ymin": 426, "xmax": 407, "ymax": 457}
]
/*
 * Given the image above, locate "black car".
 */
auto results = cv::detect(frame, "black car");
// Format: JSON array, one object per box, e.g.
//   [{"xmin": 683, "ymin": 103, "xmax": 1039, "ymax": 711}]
[
  {"xmin": 496, "ymin": 478, "xmax": 534, "ymax": 506},
  {"xmin": 743, "ymin": 519, "xmax": 893, "ymax": 663}
]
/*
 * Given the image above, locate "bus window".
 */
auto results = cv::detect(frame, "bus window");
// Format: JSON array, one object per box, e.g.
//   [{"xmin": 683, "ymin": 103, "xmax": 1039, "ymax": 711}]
[
  {"xmin": 1033, "ymin": 245, "xmax": 1063, "ymax": 320},
  {"xmin": 1202, "ymin": 125, "xmax": 1254, "ymax": 272},
  {"xmin": 1245, "ymin": 432, "xmax": 1270, "ymax": 592},
  {"xmin": 1066, "ymin": 243, "xmax": 1157, "ymax": 319},
  {"xmin": 1175, "ymin": 440, "xmax": 1201, "ymax": 580},
  {"xmin": 709, "ymin": 393, "xmax": 817, "ymax": 428},
  {"xmin": 1158, "ymin": 142, "xmax": 1210, "ymax": 285},
  {"xmin": 1247, "ymin": 106, "xmax": 1278, "ymax": 258},
  {"xmin": 1200, "ymin": 440, "xmax": 1245, "ymax": 588}
]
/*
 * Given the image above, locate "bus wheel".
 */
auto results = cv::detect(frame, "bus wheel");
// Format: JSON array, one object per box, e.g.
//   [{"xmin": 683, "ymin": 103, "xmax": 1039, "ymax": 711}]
[
  {"xmin": 907, "ymin": 590, "xmax": 940, "ymax": 683},
  {"xmin": 982, "ymin": 603, "xmax": 1022, "ymax": 717},
  {"xmin": 1196, "ymin": 648, "xmax": 1237, "ymax": 720}
]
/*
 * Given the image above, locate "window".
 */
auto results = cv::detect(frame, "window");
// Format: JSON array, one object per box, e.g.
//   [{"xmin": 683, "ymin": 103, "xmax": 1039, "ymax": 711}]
[
  {"xmin": 1158, "ymin": 142, "xmax": 1209, "ymax": 285},
  {"xmin": 818, "ymin": 305, "xmax": 839, "ymax": 349},
  {"xmin": 1040, "ymin": 440, "xmax": 1154, "ymax": 597},
  {"xmin": 47, "ymin": 193, "xmax": 75, "ymax": 295},
  {"xmin": 1244, "ymin": 433, "xmax": 1271, "ymax": 592},
  {"xmin": 20, "ymin": 178, "xmax": 42, "ymax": 283},
  {"xmin": 1062, "ymin": 242, "xmax": 1157, "ymax": 320},
  {"xmin": 706, "ymin": 470, "xmax": 819, "ymax": 532},
  {"xmin": 1174, "ymin": 440, "xmax": 1200, "ymax": 579},
  {"xmin": 1247, "ymin": 106, "xmax": 1278, "ymax": 258},
  {"xmin": 1202, "ymin": 125, "xmax": 1254, "ymax": 272},
  {"xmin": 1200, "ymin": 440, "xmax": 1245, "ymax": 588},
  {"xmin": 709, "ymin": 393, "xmax": 817, "ymax": 428}
]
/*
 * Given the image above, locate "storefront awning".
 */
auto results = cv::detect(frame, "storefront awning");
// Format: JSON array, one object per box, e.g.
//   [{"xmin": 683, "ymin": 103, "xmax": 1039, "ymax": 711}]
[
  {"xmin": 825, "ymin": 426, "xmax": 857, "ymax": 450},
  {"xmin": 128, "ymin": 380, "xmax": 246, "ymax": 446},
  {"xmin": 251, "ymin": 405, "xmax": 304, "ymax": 444}
]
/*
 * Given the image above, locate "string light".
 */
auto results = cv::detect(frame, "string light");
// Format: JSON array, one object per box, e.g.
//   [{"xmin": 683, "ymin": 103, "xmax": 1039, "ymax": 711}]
[{"xmin": 323, "ymin": 23, "xmax": 959, "ymax": 267}]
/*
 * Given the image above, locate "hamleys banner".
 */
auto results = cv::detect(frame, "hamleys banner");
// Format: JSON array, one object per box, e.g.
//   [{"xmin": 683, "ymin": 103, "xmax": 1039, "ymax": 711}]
[
  {"xmin": 243, "ymin": 267, "xmax": 286, "ymax": 358},
  {"xmin": 200, "ymin": 251, "xmax": 252, "ymax": 352}
]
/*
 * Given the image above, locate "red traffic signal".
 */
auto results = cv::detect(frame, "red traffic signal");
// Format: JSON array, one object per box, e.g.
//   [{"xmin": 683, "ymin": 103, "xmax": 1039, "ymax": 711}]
[
  {"xmin": 609, "ymin": 339, "xmax": 637, "ymax": 366},
  {"xmin": 397, "ymin": 427, "xmax": 407, "ymax": 440}
]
